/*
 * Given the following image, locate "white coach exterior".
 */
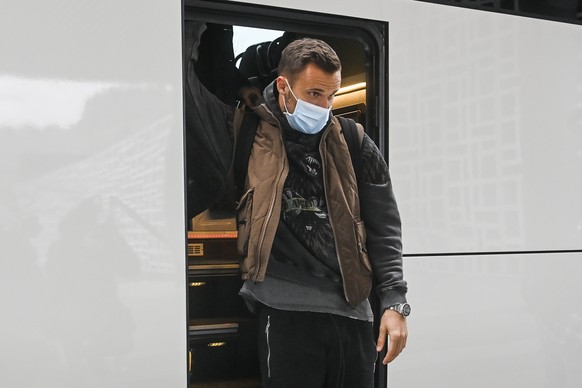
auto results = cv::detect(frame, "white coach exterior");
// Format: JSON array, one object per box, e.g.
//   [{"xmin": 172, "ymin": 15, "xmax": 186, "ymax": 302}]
[{"xmin": 1, "ymin": 0, "xmax": 581, "ymax": 387}]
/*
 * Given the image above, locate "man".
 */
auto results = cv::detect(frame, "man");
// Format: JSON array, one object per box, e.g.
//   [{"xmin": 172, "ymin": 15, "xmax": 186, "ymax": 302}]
[{"xmin": 185, "ymin": 23, "xmax": 409, "ymax": 387}]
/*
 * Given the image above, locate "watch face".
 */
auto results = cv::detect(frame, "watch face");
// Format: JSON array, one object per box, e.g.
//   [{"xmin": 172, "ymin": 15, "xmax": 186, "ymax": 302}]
[{"xmin": 401, "ymin": 303, "xmax": 411, "ymax": 316}]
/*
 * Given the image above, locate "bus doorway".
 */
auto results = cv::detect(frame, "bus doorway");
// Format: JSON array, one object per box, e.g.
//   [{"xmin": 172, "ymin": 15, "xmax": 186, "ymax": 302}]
[{"xmin": 183, "ymin": 2, "xmax": 388, "ymax": 386}]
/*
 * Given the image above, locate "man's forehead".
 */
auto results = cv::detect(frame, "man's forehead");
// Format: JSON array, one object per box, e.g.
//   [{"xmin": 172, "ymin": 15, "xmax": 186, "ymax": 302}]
[{"xmin": 296, "ymin": 69, "xmax": 341, "ymax": 89}]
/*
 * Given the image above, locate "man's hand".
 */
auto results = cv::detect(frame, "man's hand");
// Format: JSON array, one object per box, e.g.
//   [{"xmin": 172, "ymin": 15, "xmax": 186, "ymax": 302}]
[
  {"xmin": 376, "ymin": 309, "xmax": 408, "ymax": 364},
  {"xmin": 185, "ymin": 22, "xmax": 207, "ymax": 63},
  {"xmin": 238, "ymin": 86, "xmax": 261, "ymax": 108}
]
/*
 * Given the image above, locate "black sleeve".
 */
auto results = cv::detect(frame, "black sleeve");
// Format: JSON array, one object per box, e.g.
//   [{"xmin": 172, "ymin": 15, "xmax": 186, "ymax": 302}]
[
  {"xmin": 184, "ymin": 22, "xmax": 236, "ymax": 218},
  {"xmin": 358, "ymin": 135, "xmax": 408, "ymax": 311}
]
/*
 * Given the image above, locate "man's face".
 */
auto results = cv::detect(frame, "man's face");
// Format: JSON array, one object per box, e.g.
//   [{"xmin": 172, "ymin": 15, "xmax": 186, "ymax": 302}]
[{"xmin": 277, "ymin": 63, "xmax": 342, "ymax": 113}]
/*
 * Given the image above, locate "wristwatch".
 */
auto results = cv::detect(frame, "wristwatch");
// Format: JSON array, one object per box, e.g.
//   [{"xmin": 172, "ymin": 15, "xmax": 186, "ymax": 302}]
[{"xmin": 388, "ymin": 303, "xmax": 411, "ymax": 317}]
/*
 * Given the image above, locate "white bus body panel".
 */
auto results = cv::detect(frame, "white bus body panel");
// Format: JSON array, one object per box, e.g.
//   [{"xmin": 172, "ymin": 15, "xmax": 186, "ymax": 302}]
[
  {"xmin": 395, "ymin": 251, "xmax": 582, "ymax": 387},
  {"xmin": 1, "ymin": 1, "xmax": 186, "ymax": 388},
  {"xmin": 387, "ymin": 0, "xmax": 582, "ymax": 254},
  {"xmin": 385, "ymin": 1, "xmax": 582, "ymax": 387}
]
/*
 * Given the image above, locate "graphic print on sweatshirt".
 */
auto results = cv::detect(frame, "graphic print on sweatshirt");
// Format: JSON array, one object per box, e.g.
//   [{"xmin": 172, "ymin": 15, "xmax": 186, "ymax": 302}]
[{"xmin": 280, "ymin": 135, "xmax": 339, "ymax": 273}]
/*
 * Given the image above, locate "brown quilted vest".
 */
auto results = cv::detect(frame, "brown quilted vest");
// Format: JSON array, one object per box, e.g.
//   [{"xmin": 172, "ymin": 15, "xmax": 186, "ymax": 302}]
[{"xmin": 234, "ymin": 105, "xmax": 372, "ymax": 307}]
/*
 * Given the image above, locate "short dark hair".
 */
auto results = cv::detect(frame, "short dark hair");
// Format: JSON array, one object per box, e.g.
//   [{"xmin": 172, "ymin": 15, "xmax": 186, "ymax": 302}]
[{"xmin": 278, "ymin": 38, "xmax": 341, "ymax": 79}]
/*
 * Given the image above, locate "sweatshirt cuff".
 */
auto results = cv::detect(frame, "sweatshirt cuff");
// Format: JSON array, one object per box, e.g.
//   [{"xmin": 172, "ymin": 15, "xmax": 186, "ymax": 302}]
[{"xmin": 379, "ymin": 288, "xmax": 408, "ymax": 313}]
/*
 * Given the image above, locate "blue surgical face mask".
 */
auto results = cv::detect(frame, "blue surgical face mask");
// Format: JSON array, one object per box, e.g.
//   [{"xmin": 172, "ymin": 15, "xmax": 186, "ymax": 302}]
[{"xmin": 282, "ymin": 78, "xmax": 331, "ymax": 135}]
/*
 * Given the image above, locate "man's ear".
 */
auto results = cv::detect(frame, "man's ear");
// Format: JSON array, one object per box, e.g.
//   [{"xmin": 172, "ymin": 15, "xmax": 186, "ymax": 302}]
[{"xmin": 276, "ymin": 76, "xmax": 287, "ymax": 95}]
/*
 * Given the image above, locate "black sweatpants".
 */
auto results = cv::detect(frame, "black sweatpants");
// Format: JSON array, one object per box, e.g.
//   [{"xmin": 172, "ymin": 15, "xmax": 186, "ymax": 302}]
[{"xmin": 257, "ymin": 305, "xmax": 377, "ymax": 388}]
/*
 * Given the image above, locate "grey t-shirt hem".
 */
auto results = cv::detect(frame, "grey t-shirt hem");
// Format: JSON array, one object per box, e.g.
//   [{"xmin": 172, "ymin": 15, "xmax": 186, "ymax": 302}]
[{"xmin": 239, "ymin": 277, "xmax": 374, "ymax": 322}]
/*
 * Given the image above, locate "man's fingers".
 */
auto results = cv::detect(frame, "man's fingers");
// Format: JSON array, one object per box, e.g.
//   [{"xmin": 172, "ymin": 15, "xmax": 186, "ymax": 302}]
[
  {"xmin": 376, "ymin": 324, "xmax": 387, "ymax": 352},
  {"xmin": 383, "ymin": 341, "xmax": 396, "ymax": 365},
  {"xmin": 378, "ymin": 309, "xmax": 409, "ymax": 364},
  {"xmin": 382, "ymin": 328, "xmax": 407, "ymax": 365}
]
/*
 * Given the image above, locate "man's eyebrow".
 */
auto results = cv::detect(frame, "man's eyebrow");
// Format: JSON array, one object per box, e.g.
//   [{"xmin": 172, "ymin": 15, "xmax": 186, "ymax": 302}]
[{"xmin": 306, "ymin": 87, "xmax": 340, "ymax": 95}]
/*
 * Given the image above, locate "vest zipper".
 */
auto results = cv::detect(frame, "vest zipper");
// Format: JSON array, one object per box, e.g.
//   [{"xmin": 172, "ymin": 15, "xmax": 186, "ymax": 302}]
[
  {"xmin": 320, "ymin": 127, "xmax": 351, "ymax": 305},
  {"xmin": 254, "ymin": 120, "xmax": 287, "ymax": 282}
]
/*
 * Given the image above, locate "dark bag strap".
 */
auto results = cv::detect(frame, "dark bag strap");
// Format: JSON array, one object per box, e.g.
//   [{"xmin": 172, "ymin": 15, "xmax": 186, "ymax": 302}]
[{"xmin": 337, "ymin": 115, "xmax": 364, "ymax": 181}]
